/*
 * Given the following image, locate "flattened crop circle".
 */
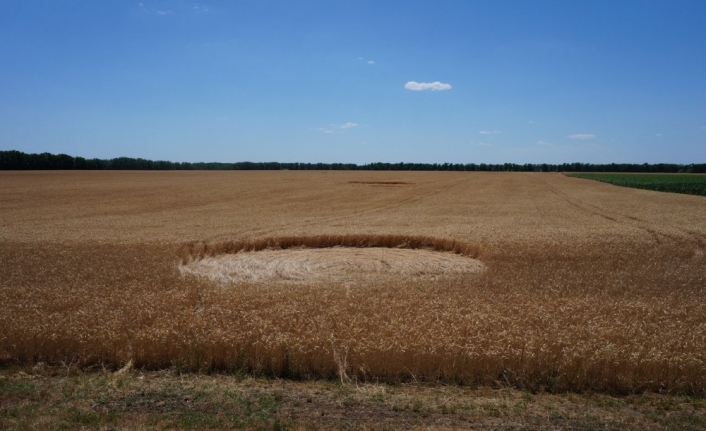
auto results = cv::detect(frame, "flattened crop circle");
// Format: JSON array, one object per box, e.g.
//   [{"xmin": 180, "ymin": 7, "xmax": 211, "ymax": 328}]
[{"xmin": 178, "ymin": 235, "xmax": 484, "ymax": 285}]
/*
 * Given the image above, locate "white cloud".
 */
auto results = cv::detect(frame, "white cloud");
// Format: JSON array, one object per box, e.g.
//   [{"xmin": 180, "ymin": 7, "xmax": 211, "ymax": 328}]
[
  {"xmin": 313, "ymin": 123, "xmax": 358, "ymax": 133},
  {"xmin": 537, "ymin": 140, "xmax": 552, "ymax": 146},
  {"xmin": 528, "ymin": 120, "xmax": 534, "ymax": 124},
  {"xmin": 367, "ymin": 60, "xmax": 375, "ymax": 65},
  {"xmin": 478, "ymin": 142, "xmax": 493, "ymax": 146},
  {"xmin": 138, "ymin": 2, "xmax": 144, "ymax": 6},
  {"xmin": 358, "ymin": 57, "xmax": 363, "ymax": 60},
  {"xmin": 479, "ymin": 130, "xmax": 501, "ymax": 135},
  {"xmin": 655, "ymin": 133, "xmax": 662, "ymax": 137},
  {"xmin": 311, "ymin": 127, "xmax": 334, "ymax": 134},
  {"xmin": 404, "ymin": 81, "xmax": 452, "ymax": 91},
  {"xmin": 568, "ymin": 134, "xmax": 596, "ymax": 140}
]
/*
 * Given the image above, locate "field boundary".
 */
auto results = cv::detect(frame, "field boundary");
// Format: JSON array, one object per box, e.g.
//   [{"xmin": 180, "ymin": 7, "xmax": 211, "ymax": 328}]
[{"xmin": 567, "ymin": 172, "xmax": 706, "ymax": 196}]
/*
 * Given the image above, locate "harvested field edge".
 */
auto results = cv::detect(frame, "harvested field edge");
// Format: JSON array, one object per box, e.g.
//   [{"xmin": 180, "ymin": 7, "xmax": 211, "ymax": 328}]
[{"xmin": 177, "ymin": 234, "xmax": 482, "ymax": 264}]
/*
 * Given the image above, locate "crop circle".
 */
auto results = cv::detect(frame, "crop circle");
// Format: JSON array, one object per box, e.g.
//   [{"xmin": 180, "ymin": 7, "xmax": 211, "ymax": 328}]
[{"xmin": 179, "ymin": 235, "xmax": 484, "ymax": 285}]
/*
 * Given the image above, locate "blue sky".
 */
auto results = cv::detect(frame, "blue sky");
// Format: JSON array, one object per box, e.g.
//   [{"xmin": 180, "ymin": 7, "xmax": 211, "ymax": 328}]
[{"xmin": 1, "ymin": 1, "xmax": 704, "ymax": 164}]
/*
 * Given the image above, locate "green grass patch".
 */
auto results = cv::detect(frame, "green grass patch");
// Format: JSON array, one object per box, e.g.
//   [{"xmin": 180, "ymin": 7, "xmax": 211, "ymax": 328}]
[{"xmin": 567, "ymin": 173, "xmax": 706, "ymax": 196}]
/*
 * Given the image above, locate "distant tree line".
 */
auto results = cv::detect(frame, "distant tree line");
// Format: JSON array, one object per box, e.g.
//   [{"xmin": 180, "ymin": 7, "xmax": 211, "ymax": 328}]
[{"xmin": 1, "ymin": 150, "xmax": 705, "ymax": 173}]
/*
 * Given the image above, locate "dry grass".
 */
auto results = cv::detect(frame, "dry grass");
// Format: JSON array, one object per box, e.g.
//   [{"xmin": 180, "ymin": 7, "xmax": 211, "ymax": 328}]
[
  {"xmin": 3, "ymin": 366, "xmax": 705, "ymax": 430},
  {"xmin": 1, "ymin": 171, "xmax": 706, "ymax": 396}
]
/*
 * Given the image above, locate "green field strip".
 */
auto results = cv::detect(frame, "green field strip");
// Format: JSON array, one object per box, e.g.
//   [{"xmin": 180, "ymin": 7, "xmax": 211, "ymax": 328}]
[{"xmin": 567, "ymin": 173, "xmax": 706, "ymax": 196}]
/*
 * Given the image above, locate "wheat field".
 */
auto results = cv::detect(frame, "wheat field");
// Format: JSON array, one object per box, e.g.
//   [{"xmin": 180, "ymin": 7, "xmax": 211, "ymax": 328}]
[{"xmin": 1, "ymin": 171, "xmax": 705, "ymax": 394}]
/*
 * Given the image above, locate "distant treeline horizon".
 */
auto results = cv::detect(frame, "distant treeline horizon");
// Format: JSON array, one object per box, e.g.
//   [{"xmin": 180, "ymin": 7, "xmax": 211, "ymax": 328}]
[{"xmin": 1, "ymin": 150, "xmax": 705, "ymax": 173}]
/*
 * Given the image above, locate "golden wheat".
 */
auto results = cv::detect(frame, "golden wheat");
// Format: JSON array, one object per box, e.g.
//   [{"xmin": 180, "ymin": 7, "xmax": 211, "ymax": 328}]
[{"xmin": 1, "ymin": 171, "xmax": 705, "ymax": 394}]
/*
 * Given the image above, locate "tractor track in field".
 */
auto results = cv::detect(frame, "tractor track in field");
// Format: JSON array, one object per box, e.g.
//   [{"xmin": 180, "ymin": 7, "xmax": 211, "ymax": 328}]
[{"xmin": 533, "ymin": 174, "xmax": 689, "ymax": 244}]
